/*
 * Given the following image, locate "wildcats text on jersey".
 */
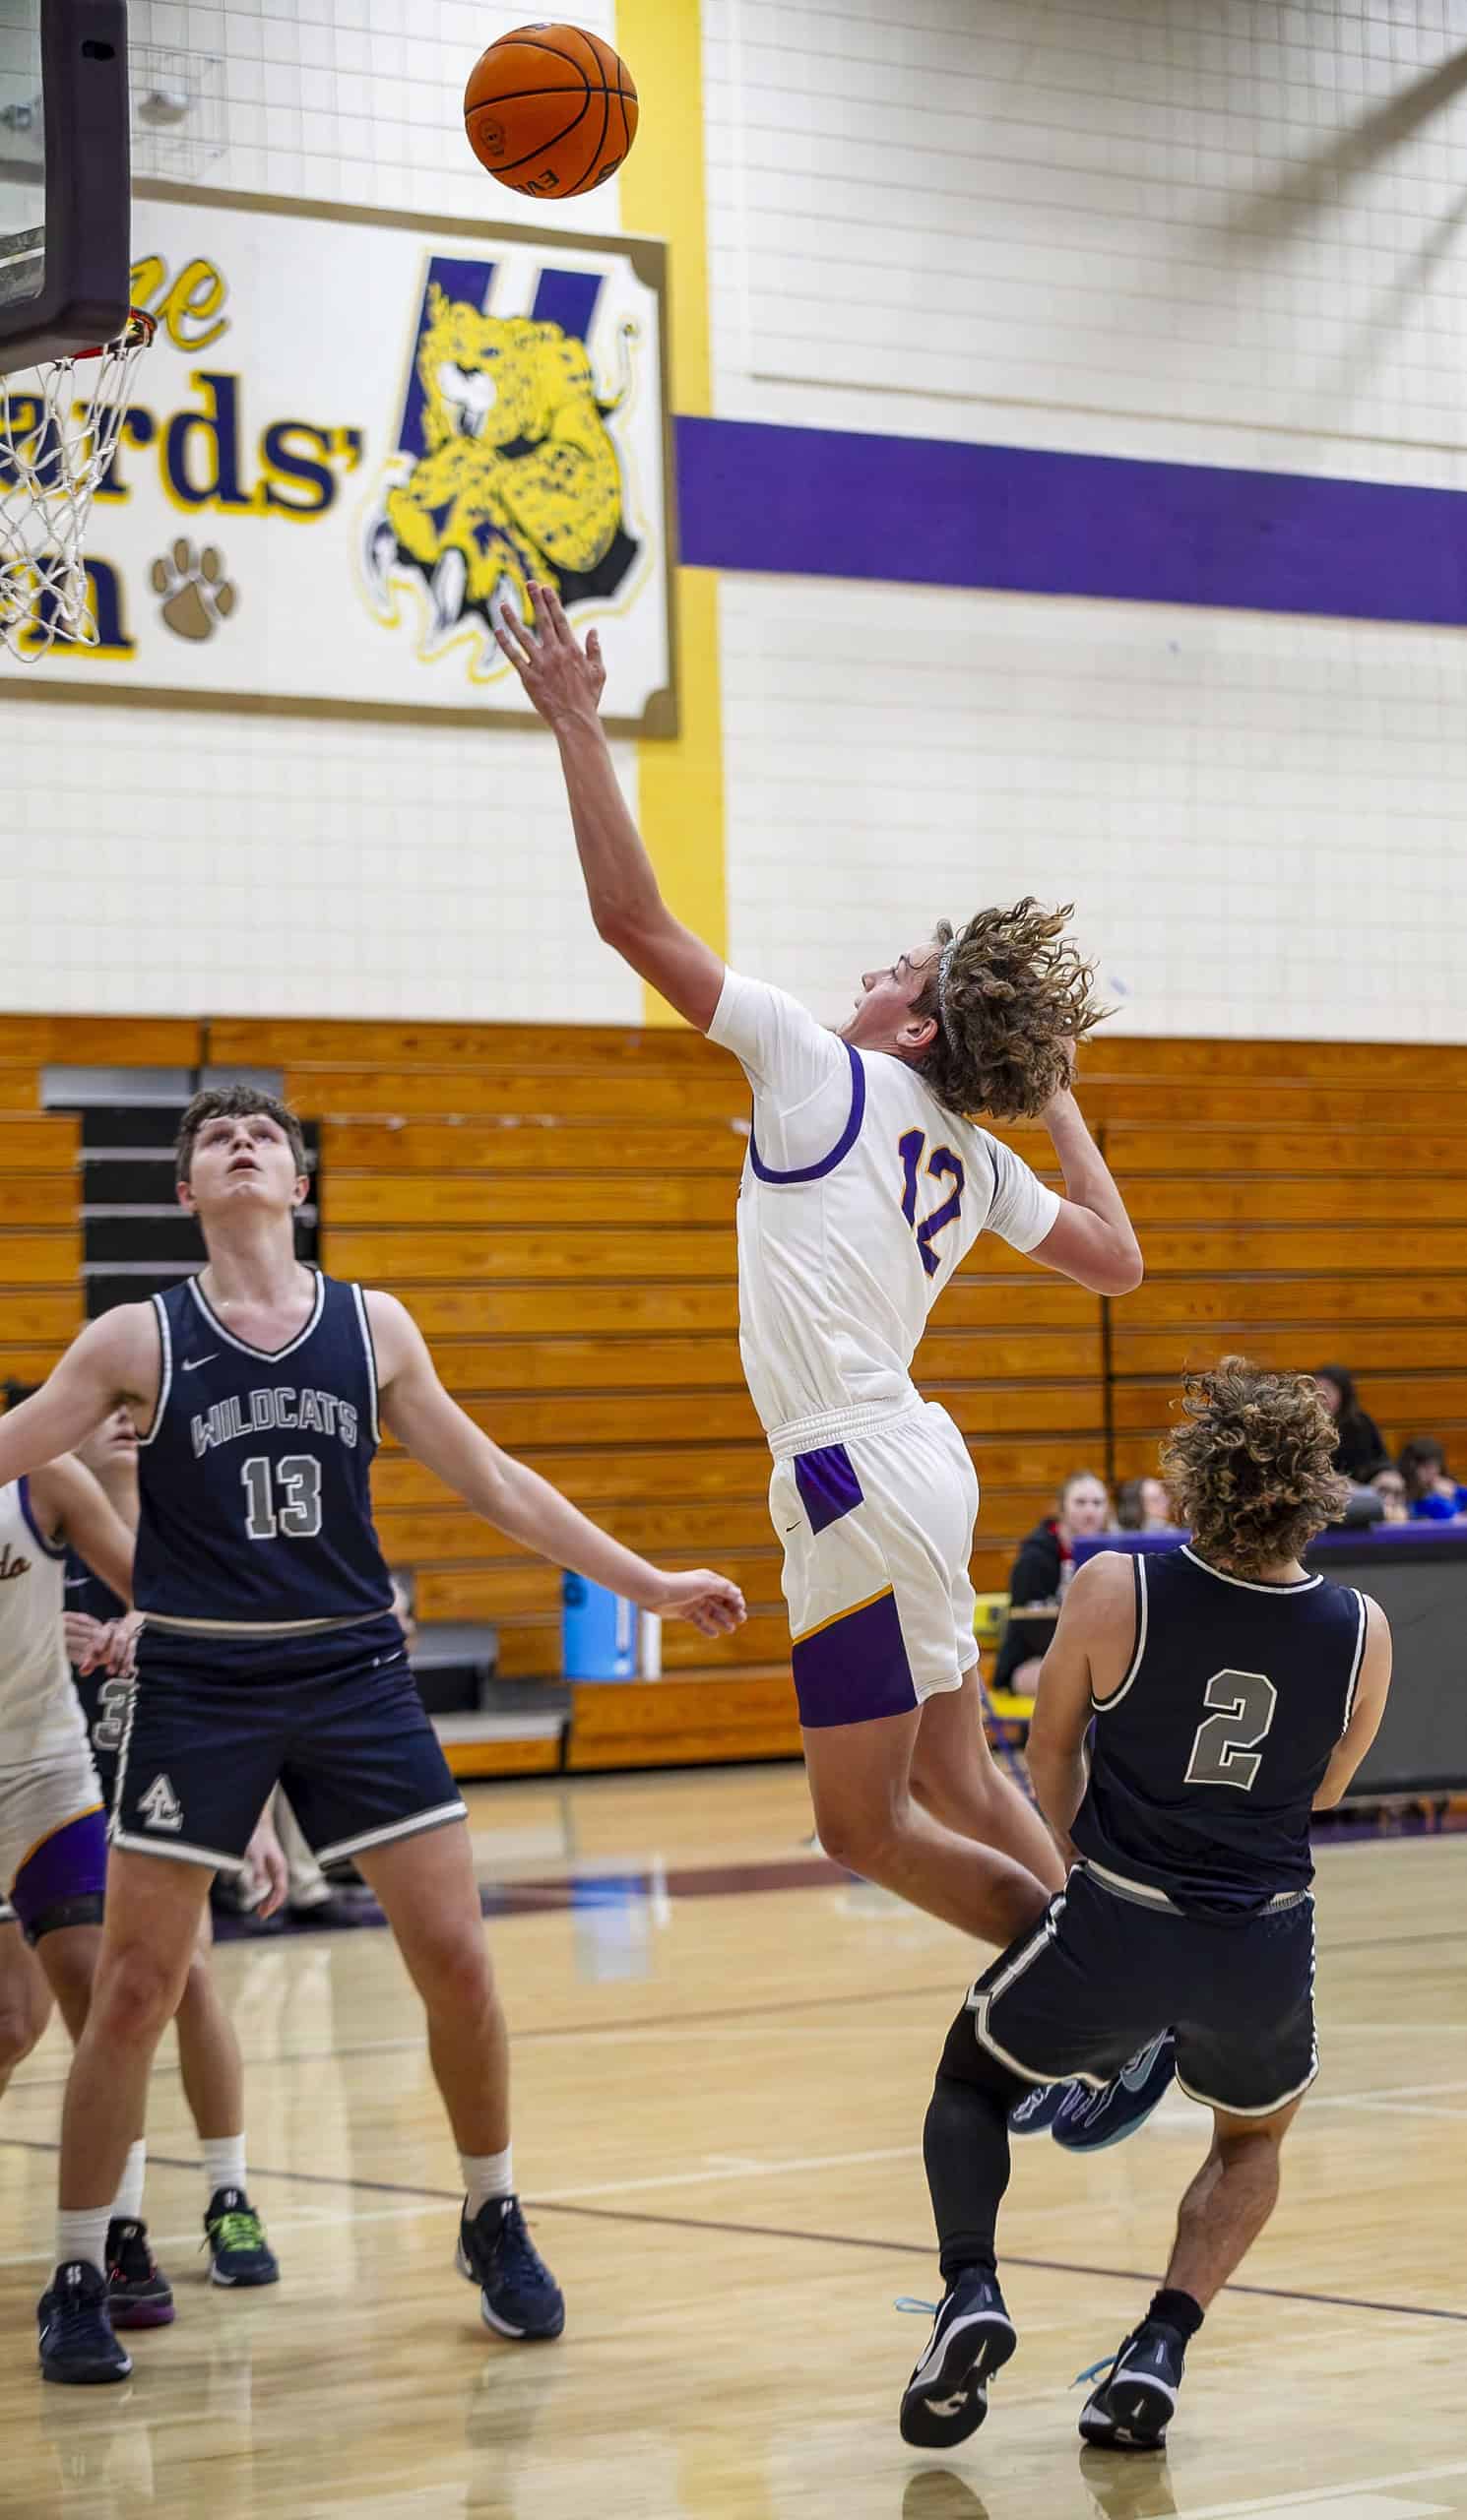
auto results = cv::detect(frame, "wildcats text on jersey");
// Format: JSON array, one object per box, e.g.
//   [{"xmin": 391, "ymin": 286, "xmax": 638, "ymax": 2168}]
[{"xmin": 191, "ymin": 1387, "xmax": 360, "ymax": 1460}]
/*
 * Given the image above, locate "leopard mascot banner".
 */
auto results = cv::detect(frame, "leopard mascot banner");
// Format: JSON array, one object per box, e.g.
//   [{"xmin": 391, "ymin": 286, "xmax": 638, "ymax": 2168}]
[{"xmin": 0, "ymin": 193, "xmax": 674, "ymax": 733}]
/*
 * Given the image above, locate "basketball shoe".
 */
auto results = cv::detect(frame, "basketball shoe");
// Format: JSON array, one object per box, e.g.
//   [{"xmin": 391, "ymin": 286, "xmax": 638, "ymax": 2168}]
[
  {"xmin": 457, "ymin": 2195, "xmax": 565, "ymax": 2340},
  {"xmin": 105, "ymin": 2219, "xmax": 175, "ymax": 2329},
  {"xmin": 204, "ymin": 2188, "xmax": 280, "ymax": 2287},
  {"xmin": 1007, "ymin": 2079, "xmax": 1070, "ymax": 2136},
  {"xmin": 37, "ymin": 2261, "xmax": 133, "ymax": 2384},
  {"xmin": 898, "ymin": 2269, "xmax": 1016, "ymax": 2448},
  {"xmin": 1077, "ymin": 2316, "xmax": 1187, "ymax": 2450},
  {"xmin": 1052, "ymin": 2032, "xmax": 1176, "ymax": 2152}
]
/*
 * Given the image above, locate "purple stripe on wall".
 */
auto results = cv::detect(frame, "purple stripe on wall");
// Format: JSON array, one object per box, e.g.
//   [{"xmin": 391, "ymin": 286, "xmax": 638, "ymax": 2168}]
[{"xmin": 673, "ymin": 414, "xmax": 1467, "ymax": 627}]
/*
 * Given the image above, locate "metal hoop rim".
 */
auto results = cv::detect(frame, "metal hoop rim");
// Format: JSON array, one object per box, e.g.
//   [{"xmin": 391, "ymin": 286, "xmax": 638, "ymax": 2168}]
[{"xmin": 71, "ymin": 308, "xmax": 159, "ymax": 364}]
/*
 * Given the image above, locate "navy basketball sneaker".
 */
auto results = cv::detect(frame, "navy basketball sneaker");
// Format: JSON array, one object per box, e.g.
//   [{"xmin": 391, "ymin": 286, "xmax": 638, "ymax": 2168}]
[
  {"xmin": 898, "ymin": 2269, "xmax": 1017, "ymax": 2448},
  {"xmin": 1052, "ymin": 2033, "xmax": 1177, "ymax": 2153},
  {"xmin": 37, "ymin": 2260, "xmax": 133, "ymax": 2384},
  {"xmin": 105, "ymin": 2219, "xmax": 175, "ymax": 2329},
  {"xmin": 204, "ymin": 2188, "xmax": 280, "ymax": 2287},
  {"xmin": 1077, "ymin": 2317, "xmax": 1187, "ymax": 2450},
  {"xmin": 457, "ymin": 2196, "xmax": 565, "ymax": 2340},
  {"xmin": 1007, "ymin": 2079, "xmax": 1070, "ymax": 2137}
]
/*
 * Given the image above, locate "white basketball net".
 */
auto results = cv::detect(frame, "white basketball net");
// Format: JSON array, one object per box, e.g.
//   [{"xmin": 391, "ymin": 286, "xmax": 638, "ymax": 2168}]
[{"xmin": 0, "ymin": 310, "xmax": 156, "ymax": 662}]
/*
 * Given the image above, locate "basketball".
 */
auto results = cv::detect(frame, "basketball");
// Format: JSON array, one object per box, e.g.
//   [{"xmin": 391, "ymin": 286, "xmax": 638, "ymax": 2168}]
[{"xmin": 464, "ymin": 24, "xmax": 638, "ymax": 200}]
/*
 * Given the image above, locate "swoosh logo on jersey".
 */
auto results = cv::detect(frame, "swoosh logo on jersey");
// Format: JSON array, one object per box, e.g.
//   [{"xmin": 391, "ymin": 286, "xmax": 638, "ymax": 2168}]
[
  {"xmin": 64, "ymin": 1574, "xmax": 89, "ymax": 1590},
  {"xmin": 181, "ymin": 1354, "xmax": 219, "ymax": 1371}
]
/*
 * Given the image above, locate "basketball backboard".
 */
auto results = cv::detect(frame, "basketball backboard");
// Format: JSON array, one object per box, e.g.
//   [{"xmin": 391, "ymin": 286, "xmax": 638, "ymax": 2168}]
[{"xmin": 0, "ymin": 0, "xmax": 130, "ymax": 372}]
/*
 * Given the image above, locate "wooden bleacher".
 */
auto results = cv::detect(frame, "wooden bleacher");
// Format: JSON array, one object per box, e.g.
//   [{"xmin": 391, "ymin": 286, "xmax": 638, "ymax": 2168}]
[{"xmin": 3, "ymin": 1016, "xmax": 1466, "ymax": 1771}]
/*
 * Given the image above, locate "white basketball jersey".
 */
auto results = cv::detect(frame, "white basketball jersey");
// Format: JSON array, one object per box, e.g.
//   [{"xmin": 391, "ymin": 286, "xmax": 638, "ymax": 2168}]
[
  {"xmin": 708, "ymin": 971, "xmax": 1060, "ymax": 1446},
  {"xmin": 0, "ymin": 1479, "xmax": 88, "ymax": 1769}
]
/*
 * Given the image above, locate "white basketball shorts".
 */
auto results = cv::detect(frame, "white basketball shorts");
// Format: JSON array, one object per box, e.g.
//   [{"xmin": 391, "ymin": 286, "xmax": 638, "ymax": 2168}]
[{"xmin": 769, "ymin": 1399, "xmax": 981, "ymax": 1728}]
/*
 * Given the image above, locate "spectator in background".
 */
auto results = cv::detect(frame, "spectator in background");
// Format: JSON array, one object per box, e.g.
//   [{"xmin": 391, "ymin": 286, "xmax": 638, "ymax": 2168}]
[
  {"xmin": 1314, "ymin": 1364, "xmax": 1389, "ymax": 1484},
  {"xmin": 1397, "ymin": 1437, "xmax": 1467, "ymax": 1522},
  {"xmin": 992, "ymin": 1471, "xmax": 1112, "ymax": 1699},
  {"xmin": 1116, "ymin": 1474, "xmax": 1176, "ymax": 1533},
  {"xmin": 1371, "ymin": 1466, "xmax": 1410, "ymax": 1525}
]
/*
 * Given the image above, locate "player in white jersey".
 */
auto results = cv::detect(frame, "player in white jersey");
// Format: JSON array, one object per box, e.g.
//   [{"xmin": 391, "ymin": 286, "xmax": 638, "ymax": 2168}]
[{"xmin": 499, "ymin": 588, "xmax": 1143, "ymax": 1953}]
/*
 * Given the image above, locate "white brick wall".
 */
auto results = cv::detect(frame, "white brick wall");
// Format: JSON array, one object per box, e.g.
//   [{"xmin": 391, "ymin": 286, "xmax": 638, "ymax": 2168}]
[
  {"xmin": 8, "ymin": 0, "xmax": 1467, "ymax": 1035},
  {"xmin": 707, "ymin": 0, "xmax": 1467, "ymax": 1045},
  {"xmin": 721, "ymin": 571, "xmax": 1467, "ymax": 1042}
]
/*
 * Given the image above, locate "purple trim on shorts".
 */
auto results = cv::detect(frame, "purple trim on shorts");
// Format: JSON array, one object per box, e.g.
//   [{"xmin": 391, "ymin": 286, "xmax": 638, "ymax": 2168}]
[
  {"xmin": 749, "ymin": 1044, "xmax": 865, "ymax": 1185},
  {"xmin": 18, "ymin": 1478, "xmax": 66, "ymax": 1560},
  {"xmin": 10, "ymin": 1805, "xmax": 108, "ymax": 1932},
  {"xmin": 793, "ymin": 1443, "xmax": 863, "ymax": 1537},
  {"xmin": 793, "ymin": 1588, "xmax": 918, "ymax": 1730}
]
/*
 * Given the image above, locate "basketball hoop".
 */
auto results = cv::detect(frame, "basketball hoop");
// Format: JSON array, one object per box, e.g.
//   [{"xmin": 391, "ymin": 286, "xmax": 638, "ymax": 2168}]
[{"xmin": 0, "ymin": 306, "xmax": 157, "ymax": 661}]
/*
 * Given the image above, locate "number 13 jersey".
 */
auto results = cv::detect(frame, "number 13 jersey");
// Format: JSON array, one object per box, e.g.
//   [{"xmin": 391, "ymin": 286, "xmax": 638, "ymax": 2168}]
[
  {"xmin": 133, "ymin": 1272, "xmax": 394, "ymax": 1631},
  {"xmin": 708, "ymin": 971, "xmax": 1059, "ymax": 1449}
]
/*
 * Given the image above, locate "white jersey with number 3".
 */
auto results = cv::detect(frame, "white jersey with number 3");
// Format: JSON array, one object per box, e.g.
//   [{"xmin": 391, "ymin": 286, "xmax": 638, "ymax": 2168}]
[{"xmin": 708, "ymin": 971, "xmax": 1060, "ymax": 1450}]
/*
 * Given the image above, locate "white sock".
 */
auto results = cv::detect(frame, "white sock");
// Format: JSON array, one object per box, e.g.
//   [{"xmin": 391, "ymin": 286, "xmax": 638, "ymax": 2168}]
[
  {"xmin": 203, "ymin": 2134, "xmax": 247, "ymax": 2205},
  {"xmin": 110, "ymin": 2138, "xmax": 147, "ymax": 2226},
  {"xmin": 55, "ymin": 2207, "xmax": 110, "ymax": 2280},
  {"xmin": 460, "ymin": 2145, "xmax": 513, "ymax": 2217}
]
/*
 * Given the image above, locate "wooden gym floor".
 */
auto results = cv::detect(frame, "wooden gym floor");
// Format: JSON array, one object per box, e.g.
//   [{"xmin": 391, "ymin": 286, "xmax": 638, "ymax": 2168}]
[{"xmin": 0, "ymin": 1765, "xmax": 1464, "ymax": 2520}]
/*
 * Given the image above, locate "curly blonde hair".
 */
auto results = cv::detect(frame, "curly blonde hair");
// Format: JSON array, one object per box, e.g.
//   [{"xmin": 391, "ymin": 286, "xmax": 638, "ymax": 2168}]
[
  {"xmin": 910, "ymin": 899, "xmax": 1105, "ymax": 1121},
  {"xmin": 1160, "ymin": 1359, "xmax": 1349, "ymax": 1577}
]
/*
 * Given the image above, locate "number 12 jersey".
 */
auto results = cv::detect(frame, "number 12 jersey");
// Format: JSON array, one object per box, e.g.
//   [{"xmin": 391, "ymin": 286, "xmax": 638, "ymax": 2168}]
[{"xmin": 708, "ymin": 970, "xmax": 1060, "ymax": 1449}]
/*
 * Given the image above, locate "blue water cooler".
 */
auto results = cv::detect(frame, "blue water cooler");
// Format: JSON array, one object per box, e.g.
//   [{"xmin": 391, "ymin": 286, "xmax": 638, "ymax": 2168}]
[{"xmin": 561, "ymin": 1573, "xmax": 639, "ymax": 1679}]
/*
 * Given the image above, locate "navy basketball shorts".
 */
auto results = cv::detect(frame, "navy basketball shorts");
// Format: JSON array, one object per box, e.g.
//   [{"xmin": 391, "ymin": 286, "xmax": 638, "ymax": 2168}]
[
  {"xmin": 968, "ymin": 1861, "xmax": 1318, "ymax": 2118},
  {"xmin": 71, "ymin": 1664, "xmax": 132, "ymax": 1818},
  {"xmin": 111, "ymin": 1612, "xmax": 467, "ymax": 1874}
]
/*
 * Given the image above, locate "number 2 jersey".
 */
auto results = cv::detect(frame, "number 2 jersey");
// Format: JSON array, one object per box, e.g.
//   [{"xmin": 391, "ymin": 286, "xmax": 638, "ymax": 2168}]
[
  {"xmin": 707, "ymin": 970, "xmax": 1060, "ymax": 1448},
  {"xmin": 133, "ymin": 1271, "xmax": 394, "ymax": 1631},
  {"xmin": 1073, "ymin": 1543, "xmax": 1369, "ymax": 1916}
]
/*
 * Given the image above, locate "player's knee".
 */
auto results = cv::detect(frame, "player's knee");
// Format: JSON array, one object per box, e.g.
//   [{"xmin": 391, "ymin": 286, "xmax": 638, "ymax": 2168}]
[
  {"xmin": 415, "ymin": 1928, "xmax": 495, "ymax": 2019},
  {"xmin": 0, "ymin": 1983, "xmax": 49, "ymax": 2074},
  {"xmin": 93, "ymin": 1942, "xmax": 187, "ymax": 2048},
  {"xmin": 810, "ymin": 1794, "xmax": 906, "ymax": 1878}
]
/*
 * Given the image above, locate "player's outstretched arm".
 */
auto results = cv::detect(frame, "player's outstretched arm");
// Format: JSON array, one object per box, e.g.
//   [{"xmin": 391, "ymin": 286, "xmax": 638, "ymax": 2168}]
[
  {"xmin": 1313, "ymin": 1595, "xmax": 1392, "ymax": 1808},
  {"xmin": 0, "ymin": 1308, "xmax": 156, "ymax": 1493},
  {"xmin": 495, "ymin": 583, "xmax": 727, "ymax": 1033},
  {"xmin": 367, "ymin": 1292, "xmax": 745, "ymax": 1639},
  {"xmin": 28, "ymin": 1454, "xmax": 136, "ymax": 1606}
]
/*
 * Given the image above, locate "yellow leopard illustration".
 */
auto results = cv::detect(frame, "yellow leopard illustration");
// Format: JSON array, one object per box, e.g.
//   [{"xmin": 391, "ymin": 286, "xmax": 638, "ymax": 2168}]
[{"xmin": 370, "ymin": 286, "xmax": 638, "ymax": 640}]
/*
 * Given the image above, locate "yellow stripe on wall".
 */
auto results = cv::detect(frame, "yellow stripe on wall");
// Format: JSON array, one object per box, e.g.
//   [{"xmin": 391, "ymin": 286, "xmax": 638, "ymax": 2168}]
[{"xmin": 616, "ymin": 0, "xmax": 728, "ymax": 1020}]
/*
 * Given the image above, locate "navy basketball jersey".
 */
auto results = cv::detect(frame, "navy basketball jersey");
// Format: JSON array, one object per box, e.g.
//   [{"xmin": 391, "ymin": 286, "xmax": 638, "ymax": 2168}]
[
  {"xmin": 1072, "ymin": 1544, "xmax": 1368, "ymax": 1916},
  {"xmin": 132, "ymin": 1272, "xmax": 393, "ymax": 1629}
]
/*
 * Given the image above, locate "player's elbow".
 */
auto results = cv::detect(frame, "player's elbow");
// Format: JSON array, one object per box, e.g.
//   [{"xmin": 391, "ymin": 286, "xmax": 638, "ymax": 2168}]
[{"xmin": 1098, "ymin": 1238, "xmax": 1144, "ymax": 1295}]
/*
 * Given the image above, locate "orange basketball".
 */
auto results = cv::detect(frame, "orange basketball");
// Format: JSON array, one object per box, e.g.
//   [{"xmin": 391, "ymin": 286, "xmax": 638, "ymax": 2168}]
[{"xmin": 464, "ymin": 24, "xmax": 638, "ymax": 201}]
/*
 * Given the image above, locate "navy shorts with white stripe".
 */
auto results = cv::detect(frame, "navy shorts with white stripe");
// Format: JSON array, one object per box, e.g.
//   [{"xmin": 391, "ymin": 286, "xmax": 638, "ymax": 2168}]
[
  {"xmin": 111, "ymin": 1611, "xmax": 466, "ymax": 1873},
  {"xmin": 967, "ymin": 1861, "xmax": 1318, "ymax": 2120}
]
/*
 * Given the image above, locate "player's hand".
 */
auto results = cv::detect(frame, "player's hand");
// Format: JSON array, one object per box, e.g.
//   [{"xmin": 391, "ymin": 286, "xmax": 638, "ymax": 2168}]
[
  {"xmin": 493, "ymin": 580, "xmax": 606, "ymax": 728},
  {"xmin": 63, "ymin": 1612, "xmax": 108, "ymax": 1671},
  {"xmin": 244, "ymin": 1809, "xmax": 289, "ymax": 1921},
  {"xmin": 71, "ymin": 1608, "xmax": 143, "ymax": 1677},
  {"xmin": 646, "ymin": 1569, "xmax": 746, "ymax": 1638}
]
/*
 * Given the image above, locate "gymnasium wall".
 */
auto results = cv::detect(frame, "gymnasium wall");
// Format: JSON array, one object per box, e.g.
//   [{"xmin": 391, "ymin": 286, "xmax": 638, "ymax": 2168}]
[{"xmin": 7, "ymin": 0, "xmax": 1467, "ymax": 1037}]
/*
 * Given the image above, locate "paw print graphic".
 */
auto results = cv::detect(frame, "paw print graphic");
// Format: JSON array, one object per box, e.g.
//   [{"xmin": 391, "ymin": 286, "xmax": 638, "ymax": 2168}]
[{"xmin": 151, "ymin": 540, "xmax": 238, "ymax": 643}]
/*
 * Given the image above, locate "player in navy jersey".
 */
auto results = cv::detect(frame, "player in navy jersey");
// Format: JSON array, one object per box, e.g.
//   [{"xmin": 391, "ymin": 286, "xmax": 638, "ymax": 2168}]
[
  {"xmin": 898, "ymin": 1360, "xmax": 1392, "ymax": 2454},
  {"xmin": 0, "ymin": 1085, "xmax": 745, "ymax": 2384}
]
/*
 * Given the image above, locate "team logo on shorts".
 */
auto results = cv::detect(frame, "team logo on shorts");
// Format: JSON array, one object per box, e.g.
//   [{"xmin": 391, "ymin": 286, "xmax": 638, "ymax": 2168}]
[{"xmin": 138, "ymin": 1774, "xmax": 183, "ymax": 1834}]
